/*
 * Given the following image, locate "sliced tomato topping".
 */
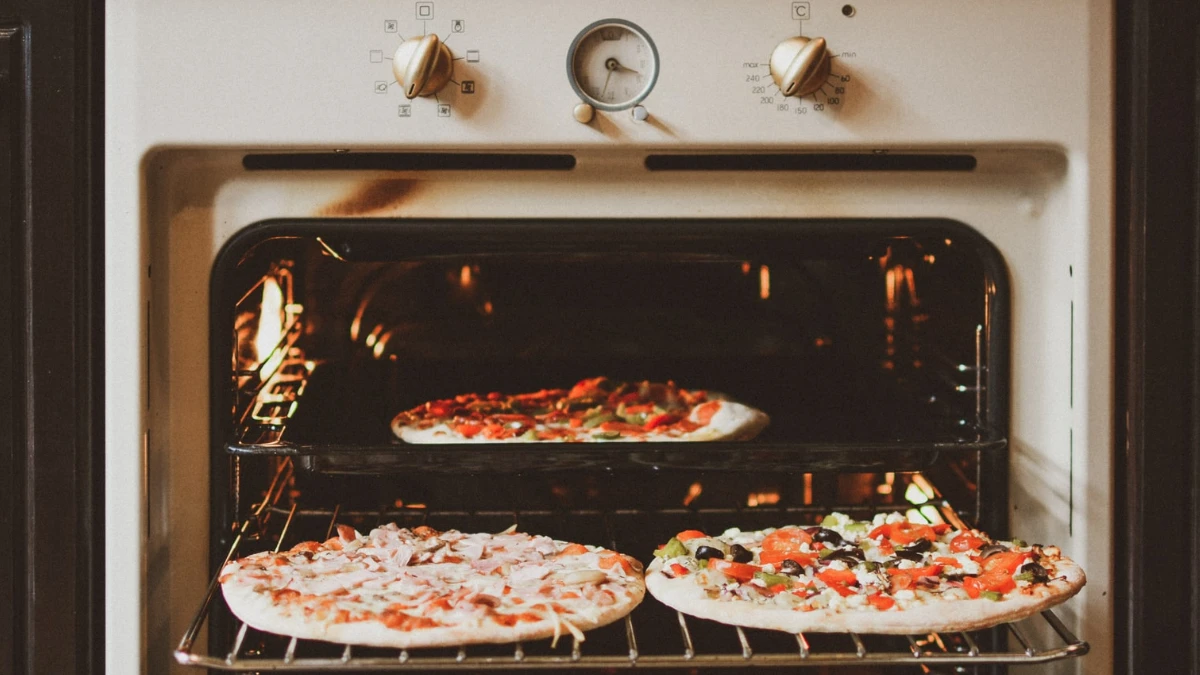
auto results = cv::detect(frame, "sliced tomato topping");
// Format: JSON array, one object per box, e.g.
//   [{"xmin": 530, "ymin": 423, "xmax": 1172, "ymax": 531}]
[
  {"xmin": 816, "ymin": 568, "xmax": 857, "ymax": 585},
  {"xmin": 868, "ymin": 593, "xmax": 896, "ymax": 610},
  {"xmin": 932, "ymin": 523, "xmax": 952, "ymax": 535},
  {"xmin": 669, "ymin": 563, "xmax": 689, "ymax": 576},
  {"xmin": 889, "ymin": 572, "xmax": 914, "ymax": 594},
  {"xmin": 694, "ymin": 401, "xmax": 722, "ymax": 425},
  {"xmin": 557, "ymin": 544, "xmax": 588, "ymax": 557},
  {"xmin": 758, "ymin": 550, "xmax": 817, "ymax": 567},
  {"xmin": 963, "ymin": 576, "xmax": 982, "ymax": 599},
  {"xmin": 890, "ymin": 522, "xmax": 938, "ymax": 545},
  {"xmin": 981, "ymin": 551, "xmax": 1029, "ymax": 575},
  {"xmin": 598, "ymin": 421, "xmax": 646, "ymax": 434},
  {"xmin": 600, "ymin": 555, "xmax": 635, "ymax": 574},
  {"xmin": 869, "ymin": 521, "xmax": 936, "ymax": 545},
  {"xmin": 979, "ymin": 569, "xmax": 1017, "ymax": 594},
  {"xmin": 762, "ymin": 527, "xmax": 813, "ymax": 551},
  {"xmin": 675, "ymin": 530, "xmax": 707, "ymax": 541},
  {"xmin": 624, "ymin": 404, "xmax": 656, "ymax": 414},
  {"xmin": 709, "ymin": 559, "xmax": 760, "ymax": 582},
  {"xmin": 455, "ymin": 423, "xmax": 484, "ymax": 438},
  {"xmin": 886, "ymin": 564, "xmax": 942, "ymax": 579},
  {"xmin": 950, "ymin": 532, "xmax": 985, "ymax": 552},
  {"xmin": 644, "ymin": 413, "xmax": 681, "ymax": 429},
  {"xmin": 935, "ymin": 556, "xmax": 962, "ymax": 567}
]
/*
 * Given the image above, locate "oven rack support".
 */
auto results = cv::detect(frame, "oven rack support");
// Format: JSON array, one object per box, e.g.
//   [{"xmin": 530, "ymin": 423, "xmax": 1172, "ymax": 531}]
[{"xmin": 176, "ymin": 468, "xmax": 1088, "ymax": 670}]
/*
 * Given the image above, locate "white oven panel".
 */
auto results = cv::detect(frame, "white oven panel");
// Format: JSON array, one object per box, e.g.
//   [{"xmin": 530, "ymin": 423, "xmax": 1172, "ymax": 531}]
[{"xmin": 133, "ymin": 0, "xmax": 1090, "ymax": 147}]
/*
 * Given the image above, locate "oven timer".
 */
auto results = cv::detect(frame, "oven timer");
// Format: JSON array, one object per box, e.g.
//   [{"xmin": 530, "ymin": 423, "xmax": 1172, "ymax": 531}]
[{"xmin": 744, "ymin": 34, "xmax": 850, "ymax": 115}]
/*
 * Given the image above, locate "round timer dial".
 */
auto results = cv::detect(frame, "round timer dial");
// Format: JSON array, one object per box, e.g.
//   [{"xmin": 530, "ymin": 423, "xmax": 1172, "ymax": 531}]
[{"xmin": 567, "ymin": 19, "xmax": 659, "ymax": 112}]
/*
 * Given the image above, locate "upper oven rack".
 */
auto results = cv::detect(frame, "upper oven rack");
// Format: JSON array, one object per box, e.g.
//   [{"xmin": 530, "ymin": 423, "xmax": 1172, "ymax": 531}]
[{"xmin": 176, "ymin": 463, "xmax": 1087, "ymax": 670}]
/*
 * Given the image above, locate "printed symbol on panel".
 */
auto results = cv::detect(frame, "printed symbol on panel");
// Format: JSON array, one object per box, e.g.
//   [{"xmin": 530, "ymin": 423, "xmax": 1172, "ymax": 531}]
[
  {"xmin": 466, "ymin": 50, "xmax": 480, "ymax": 63},
  {"xmin": 415, "ymin": 2, "xmax": 434, "ymax": 20},
  {"xmin": 398, "ymin": 104, "xmax": 412, "ymax": 117},
  {"xmin": 375, "ymin": 80, "xmax": 390, "ymax": 93},
  {"xmin": 437, "ymin": 104, "xmax": 451, "ymax": 117},
  {"xmin": 370, "ymin": 50, "xmax": 383, "ymax": 63},
  {"xmin": 791, "ymin": 2, "xmax": 811, "ymax": 19},
  {"xmin": 460, "ymin": 80, "xmax": 476, "ymax": 94},
  {"xmin": 384, "ymin": 20, "xmax": 398, "ymax": 33},
  {"xmin": 452, "ymin": 20, "xmax": 464, "ymax": 33}
]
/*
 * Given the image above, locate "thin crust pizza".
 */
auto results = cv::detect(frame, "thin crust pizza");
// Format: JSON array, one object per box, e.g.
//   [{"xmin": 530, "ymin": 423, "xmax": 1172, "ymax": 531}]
[
  {"xmin": 645, "ymin": 512, "xmax": 1085, "ymax": 634},
  {"xmin": 391, "ymin": 377, "xmax": 769, "ymax": 443},
  {"xmin": 220, "ymin": 524, "xmax": 645, "ymax": 648}
]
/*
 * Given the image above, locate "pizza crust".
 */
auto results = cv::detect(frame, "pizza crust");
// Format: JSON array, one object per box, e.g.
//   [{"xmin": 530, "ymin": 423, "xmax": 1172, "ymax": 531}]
[
  {"xmin": 223, "ymin": 575, "xmax": 644, "ymax": 649},
  {"xmin": 393, "ymin": 399, "xmax": 769, "ymax": 444},
  {"xmin": 645, "ymin": 554, "xmax": 1085, "ymax": 635}
]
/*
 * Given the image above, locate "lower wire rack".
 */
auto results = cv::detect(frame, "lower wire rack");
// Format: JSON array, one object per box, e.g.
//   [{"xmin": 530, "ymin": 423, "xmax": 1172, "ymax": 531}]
[{"xmin": 176, "ymin": 467, "xmax": 1089, "ymax": 670}]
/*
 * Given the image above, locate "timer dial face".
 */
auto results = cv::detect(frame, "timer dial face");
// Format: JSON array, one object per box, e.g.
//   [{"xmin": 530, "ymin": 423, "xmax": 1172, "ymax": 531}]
[{"xmin": 567, "ymin": 19, "xmax": 659, "ymax": 112}]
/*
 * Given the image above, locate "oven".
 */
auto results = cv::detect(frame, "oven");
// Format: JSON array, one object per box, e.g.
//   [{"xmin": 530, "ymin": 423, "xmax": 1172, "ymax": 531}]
[{"xmin": 97, "ymin": 1, "xmax": 1119, "ymax": 673}]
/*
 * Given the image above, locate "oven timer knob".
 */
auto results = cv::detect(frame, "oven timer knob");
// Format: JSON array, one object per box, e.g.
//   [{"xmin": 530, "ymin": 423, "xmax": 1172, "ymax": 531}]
[
  {"xmin": 769, "ymin": 35, "xmax": 831, "ymax": 98},
  {"xmin": 392, "ymin": 34, "xmax": 454, "ymax": 98}
]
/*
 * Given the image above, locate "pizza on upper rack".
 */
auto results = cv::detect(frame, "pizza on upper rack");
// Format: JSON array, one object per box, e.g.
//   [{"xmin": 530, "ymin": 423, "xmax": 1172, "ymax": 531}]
[{"xmin": 391, "ymin": 377, "xmax": 769, "ymax": 443}]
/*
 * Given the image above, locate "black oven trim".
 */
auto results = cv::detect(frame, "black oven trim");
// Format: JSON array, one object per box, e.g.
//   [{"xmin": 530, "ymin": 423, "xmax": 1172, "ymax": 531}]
[{"xmin": 207, "ymin": 217, "xmax": 1012, "ymax": 574}]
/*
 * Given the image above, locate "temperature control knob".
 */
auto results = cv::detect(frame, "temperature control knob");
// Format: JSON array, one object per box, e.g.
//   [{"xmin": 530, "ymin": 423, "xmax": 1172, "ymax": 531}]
[
  {"xmin": 393, "ymin": 34, "xmax": 454, "ymax": 99},
  {"xmin": 769, "ymin": 36, "xmax": 831, "ymax": 98}
]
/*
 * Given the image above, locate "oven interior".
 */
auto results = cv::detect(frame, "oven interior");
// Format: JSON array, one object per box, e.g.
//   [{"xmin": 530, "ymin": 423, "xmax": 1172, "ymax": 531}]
[{"xmin": 178, "ymin": 219, "xmax": 1085, "ymax": 670}]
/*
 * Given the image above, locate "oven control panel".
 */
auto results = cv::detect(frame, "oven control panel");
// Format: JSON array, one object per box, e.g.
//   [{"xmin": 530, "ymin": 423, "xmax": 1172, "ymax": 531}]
[{"xmin": 130, "ymin": 0, "xmax": 1095, "ymax": 148}]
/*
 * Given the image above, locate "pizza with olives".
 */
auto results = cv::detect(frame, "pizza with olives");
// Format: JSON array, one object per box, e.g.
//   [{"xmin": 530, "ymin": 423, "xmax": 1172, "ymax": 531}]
[
  {"xmin": 220, "ymin": 523, "xmax": 645, "ymax": 649},
  {"xmin": 391, "ymin": 377, "xmax": 769, "ymax": 443},
  {"xmin": 644, "ymin": 512, "xmax": 1085, "ymax": 634}
]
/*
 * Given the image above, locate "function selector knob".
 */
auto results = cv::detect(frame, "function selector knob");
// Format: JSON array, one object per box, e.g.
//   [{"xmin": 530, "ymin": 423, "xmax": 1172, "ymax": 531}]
[
  {"xmin": 769, "ymin": 36, "xmax": 831, "ymax": 98},
  {"xmin": 393, "ymin": 34, "xmax": 454, "ymax": 99}
]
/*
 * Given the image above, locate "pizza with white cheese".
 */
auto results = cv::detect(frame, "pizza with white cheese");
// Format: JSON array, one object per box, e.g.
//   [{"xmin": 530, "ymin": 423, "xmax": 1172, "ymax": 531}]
[
  {"xmin": 645, "ymin": 512, "xmax": 1085, "ymax": 634},
  {"xmin": 219, "ymin": 523, "xmax": 645, "ymax": 648},
  {"xmin": 391, "ymin": 377, "xmax": 769, "ymax": 443}
]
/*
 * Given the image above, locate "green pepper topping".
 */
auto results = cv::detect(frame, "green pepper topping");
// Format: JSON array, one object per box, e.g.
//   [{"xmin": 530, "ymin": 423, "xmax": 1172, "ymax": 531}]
[
  {"xmin": 1012, "ymin": 539, "xmax": 1027, "ymax": 548},
  {"xmin": 1013, "ymin": 572, "xmax": 1035, "ymax": 582},
  {"xmin": 981, "ymin": 591, "xmax": 1004, "ymax": 601},
  {"xmin": 845, "ymin": 522, "xmax": 868, "ymax": 534},
  {"xmin": 654, "ymin": 538, "xmax": 688, "ymax": 559},
  {"xmin": 818, "ymin": 548, "xmax": 833, "ymax": 559},
  {"xmin": 623, "ymin": 413, "xmax": 648, "ymax": 426},
  {"xmin": 820, "ymin": 515, "xmax": 841, "ymax": 527},
  {"xmin": 594, "ymin": 431, "xmax": 622, "ymax": 440},
  {"xmin": 584, "ymin": 413, "xmax": 618, "ymax": 429},
  {"xmin": 754, "ymin": 571, "xmax": 793, "ymax": 588},
  {"xmin": 519, "ymin": 429, "xmax": 539, "ymax": 441},
  {"xmin": 863, "ymin": 561, "xmax": 879, "ymax": 573}
]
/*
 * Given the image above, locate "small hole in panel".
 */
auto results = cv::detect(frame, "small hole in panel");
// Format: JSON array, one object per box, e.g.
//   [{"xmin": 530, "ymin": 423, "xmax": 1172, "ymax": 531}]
[{"xmin": 842, "ymin": 4, "xmax": 856, "ymax": 17}]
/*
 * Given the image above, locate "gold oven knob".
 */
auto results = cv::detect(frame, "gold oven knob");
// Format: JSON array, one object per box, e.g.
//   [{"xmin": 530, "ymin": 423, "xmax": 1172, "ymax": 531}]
[
  {"xmin": 392, "ymin": 34, "xmax": 454, "ymax": 99},
  {"xmin": 769, "ymin": 36, "xmax": 831, "ymax": 98}
]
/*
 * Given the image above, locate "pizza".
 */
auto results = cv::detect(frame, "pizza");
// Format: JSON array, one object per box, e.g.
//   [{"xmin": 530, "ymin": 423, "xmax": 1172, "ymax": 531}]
[
  {"xmin": 219, "ymin": 523, "xmax": 645, "ymax": 648},
  {"xmin": 644, "ymin": 512, "xmax": 1085, "ymax": 634},
  {"xmin": 391, "ymin": 377, "xmax": 770, "ymax": 443}
]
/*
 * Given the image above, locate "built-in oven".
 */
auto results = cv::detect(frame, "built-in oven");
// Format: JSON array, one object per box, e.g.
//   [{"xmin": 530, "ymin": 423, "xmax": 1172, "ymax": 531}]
[{"xmin": 100, "ymin": 1, "xmax": 1117, "ymax": 673}]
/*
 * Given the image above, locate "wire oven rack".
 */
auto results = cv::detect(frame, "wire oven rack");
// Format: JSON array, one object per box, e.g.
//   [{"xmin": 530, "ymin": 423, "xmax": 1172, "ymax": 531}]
[{"xmin": 176, "ymin": 465, "xmax": 1088, "ymax": 671}]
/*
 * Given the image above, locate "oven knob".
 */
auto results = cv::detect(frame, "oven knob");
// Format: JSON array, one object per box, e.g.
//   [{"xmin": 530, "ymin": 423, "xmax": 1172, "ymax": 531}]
[
  {"xmin": 392, "ymin": 34, "xmax": 454, "ymax": 99},
  {"xmin": 769, "ymin": 36, "xmax": 831, "ymax": 98}
]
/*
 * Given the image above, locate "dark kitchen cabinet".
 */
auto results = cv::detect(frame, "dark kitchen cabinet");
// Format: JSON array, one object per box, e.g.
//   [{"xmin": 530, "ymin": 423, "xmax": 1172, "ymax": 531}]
[{"xmin": 1, "ymin": 1, "xmax": 104, "ymax": 674}]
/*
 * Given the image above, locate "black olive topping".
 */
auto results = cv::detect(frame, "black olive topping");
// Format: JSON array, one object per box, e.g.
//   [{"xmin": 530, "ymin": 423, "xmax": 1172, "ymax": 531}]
[
  {"xmin": 1019, "ymin": 562, "xmax": 1050, "ymax": 583},
  {"xmin": 901, "ymin": 538, "xmax": 932, "ymax": 554},
  {"xmin": 812, "ymin": 528, "xmax": 845, "ymax": 547},
  {"xmin": 729, "ymin": 544, "xmax": 753, "ymax": 564},
  {"xmin": 977, "ymin": 543, "xmax": 1010, "ymax": 559},
  {"xmin": 894, "ymin": 549, "xmax": 925, "ymax": 562},
  {"xmin": 694, "ymin": 545, "xmax": 724, "ymax": 561},
  {"xmin": 821, "ymin": 547, "xmax": 866, "ymax": 565},
  {"xmin": 779, "ymin": 559, "xmax": 804, "ymax": 576}
]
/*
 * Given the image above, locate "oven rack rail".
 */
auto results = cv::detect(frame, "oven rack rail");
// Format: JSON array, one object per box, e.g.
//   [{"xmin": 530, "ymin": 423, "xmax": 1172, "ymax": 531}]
[{"xmin": 176, "ymin": 467, "xmax": 1088, "ymax": 670}]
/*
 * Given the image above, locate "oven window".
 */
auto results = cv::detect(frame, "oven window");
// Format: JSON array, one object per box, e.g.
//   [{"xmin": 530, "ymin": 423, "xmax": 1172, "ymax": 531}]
[{"xmin": 214, "ymin": 219, "xmax": 1006, "ymax": 468}]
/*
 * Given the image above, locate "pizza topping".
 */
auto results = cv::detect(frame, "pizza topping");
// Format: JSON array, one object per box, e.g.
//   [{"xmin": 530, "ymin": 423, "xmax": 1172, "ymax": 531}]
[{"xmin": 651, "ymin": 512, "xmax": 1080, "ymax": 614}]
